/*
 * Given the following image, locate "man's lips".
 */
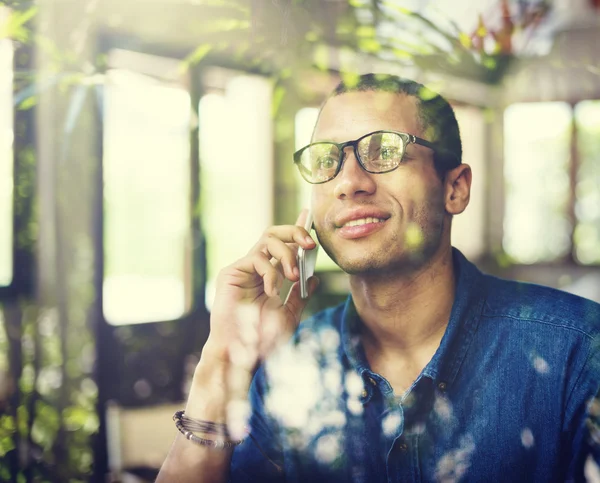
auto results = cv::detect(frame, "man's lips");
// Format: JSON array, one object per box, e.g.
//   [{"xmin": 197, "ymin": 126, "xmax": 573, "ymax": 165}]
[
  {"xmin": 337, "ymin": 218, "xmax": 388, "ymax": 239},
  {"xmin": 335, "ymin": 209, "xmax": 391, "ymax": 228},
  {"xmin": 334, "ymin": 210, "xmax": 390, "ymax": 240}
]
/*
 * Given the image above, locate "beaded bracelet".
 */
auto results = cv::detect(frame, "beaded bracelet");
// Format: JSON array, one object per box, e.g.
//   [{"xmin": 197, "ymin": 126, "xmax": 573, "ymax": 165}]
[{"xmin": 173, "ymin": 410, "xmax": 244, "ymax": 449}]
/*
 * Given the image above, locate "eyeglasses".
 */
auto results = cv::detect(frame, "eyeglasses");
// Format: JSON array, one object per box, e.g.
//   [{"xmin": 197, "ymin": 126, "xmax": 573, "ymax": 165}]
[{"xmin": 293, "ymin": 130, "xmax": 437, "ymax": 184}]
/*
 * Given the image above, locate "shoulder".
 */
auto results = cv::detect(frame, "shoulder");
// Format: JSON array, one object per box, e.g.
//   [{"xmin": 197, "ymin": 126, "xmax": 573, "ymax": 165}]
[{"xmin": 481, "ymin": 273, "xmax": 600, "ymax": 339}]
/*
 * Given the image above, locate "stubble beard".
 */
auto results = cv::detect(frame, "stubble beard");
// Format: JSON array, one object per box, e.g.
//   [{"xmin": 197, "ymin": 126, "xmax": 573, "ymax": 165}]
[{"xmin": 316, "ymin": 201, "xmax": 447, "ymax": 277}]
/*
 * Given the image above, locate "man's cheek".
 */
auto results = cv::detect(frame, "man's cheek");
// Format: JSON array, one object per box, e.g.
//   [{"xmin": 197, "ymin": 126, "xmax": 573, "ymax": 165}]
[{"xmin": 311, "ymin": 195, "xmax": 330, "ymax": 229}]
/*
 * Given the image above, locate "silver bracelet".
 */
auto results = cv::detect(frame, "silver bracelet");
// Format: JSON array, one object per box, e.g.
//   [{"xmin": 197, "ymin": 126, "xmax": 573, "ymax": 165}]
[{"xmin": 173, "ymin": 410, "xmax": 244, "ymax": 449}]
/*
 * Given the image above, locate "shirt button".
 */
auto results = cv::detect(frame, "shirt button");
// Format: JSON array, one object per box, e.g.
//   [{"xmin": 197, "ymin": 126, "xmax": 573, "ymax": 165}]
[
  {"xmin": 368, "ymin": 377, "xmax": 377, "ymax": 386},
  {"xmin": 438, "ymin": 381, "xmax": 447, "ymax": 391},
  {"xmin": 398, "ymin": 442, "xmax": 408, "ymax": 452},
  {"xmin": 361, "ymin": 389, "xmax": 368, "ymax": 398}
]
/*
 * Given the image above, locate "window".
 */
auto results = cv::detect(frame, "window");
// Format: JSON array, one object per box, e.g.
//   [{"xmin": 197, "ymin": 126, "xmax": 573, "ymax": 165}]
[
  {"xmin": 503, "ymin": 101, "xmax": 599, "ymax": 265},
  {"xmin": 451, "ymin": 105, "xmax": 486, "ymax": 260},
  {"xmin": 574, "ymin": 101, "xmax": 600, "ymax": 265},
  {"xmin": 199, "ymin": 69, "xmax": 274, "ymax": 309},
  {"xmin": 102, "ymin": 51, "xmax": 193, "ymax": 325},
  {"xmin": 0, "ymin": 36, "xmax": 13, "ymax": 287}
]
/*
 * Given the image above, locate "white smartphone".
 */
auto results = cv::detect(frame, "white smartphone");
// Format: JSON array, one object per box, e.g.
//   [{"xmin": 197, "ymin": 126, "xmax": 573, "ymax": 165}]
[{"xmin": 297, "ymin": 210, "xmax": 319, "ymax": 299}]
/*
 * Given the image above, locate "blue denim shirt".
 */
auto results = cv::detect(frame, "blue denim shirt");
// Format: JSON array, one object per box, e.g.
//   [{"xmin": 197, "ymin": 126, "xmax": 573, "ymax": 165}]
[{"xmin": 230, "ymin": 249, "xmax": 600, "ymax": 482}]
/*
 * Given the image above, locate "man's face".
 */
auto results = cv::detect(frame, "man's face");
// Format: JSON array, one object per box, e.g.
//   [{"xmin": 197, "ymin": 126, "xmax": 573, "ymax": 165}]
[{"xmin": 311, "ymin": 91, "xmax": 449, "ymax": 275}]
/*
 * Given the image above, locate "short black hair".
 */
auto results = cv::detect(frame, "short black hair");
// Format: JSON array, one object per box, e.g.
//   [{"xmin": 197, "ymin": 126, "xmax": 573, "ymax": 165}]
[{"xmin": 328, "ymin": 73, "xmax": 462, "ymax": 175}]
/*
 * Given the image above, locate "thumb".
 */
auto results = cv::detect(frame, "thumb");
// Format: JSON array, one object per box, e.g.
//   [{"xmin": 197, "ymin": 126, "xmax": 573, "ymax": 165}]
[{"xmin": 284, "ymin": 276, "xmax": 320, "ymax": 324}]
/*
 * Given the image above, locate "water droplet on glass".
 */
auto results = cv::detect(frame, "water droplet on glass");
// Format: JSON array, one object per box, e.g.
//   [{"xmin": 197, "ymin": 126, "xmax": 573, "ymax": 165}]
[{"xmin": 521, "ymin": 427, "xmax": 535, "ymax": 448}]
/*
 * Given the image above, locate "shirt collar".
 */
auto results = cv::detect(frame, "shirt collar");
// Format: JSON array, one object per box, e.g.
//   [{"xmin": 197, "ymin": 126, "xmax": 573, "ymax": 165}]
[{"xmin": 340, "ymin": 247, "xmax": 486, "ymax": 392}]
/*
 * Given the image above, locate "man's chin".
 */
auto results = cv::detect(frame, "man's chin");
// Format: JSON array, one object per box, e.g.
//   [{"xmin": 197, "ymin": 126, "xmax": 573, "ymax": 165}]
[{"xmin": 332, "ymin": 250, "xmax": 432, "ymax": 276}]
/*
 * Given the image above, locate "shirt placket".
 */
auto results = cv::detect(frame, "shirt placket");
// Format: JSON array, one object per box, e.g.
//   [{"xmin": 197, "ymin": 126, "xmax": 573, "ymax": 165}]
[
  {"xmin": 381, "ymin": 375, "xmax": 434, "ymax": 483},
  {"xmin": 384, "ymin": 401, "xmax": 423, "ymax": 483}
]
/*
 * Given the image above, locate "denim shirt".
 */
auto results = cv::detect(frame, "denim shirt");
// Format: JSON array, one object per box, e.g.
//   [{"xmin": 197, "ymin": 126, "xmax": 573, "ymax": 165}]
[{"xmin": 230, "ymin": 249, "xmax": 600, "ymax": 482}]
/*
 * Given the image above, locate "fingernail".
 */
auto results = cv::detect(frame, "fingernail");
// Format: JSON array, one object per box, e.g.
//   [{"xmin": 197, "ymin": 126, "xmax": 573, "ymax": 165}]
[
  {"xmin": 305, "ymin": 236, "xmax": 314, "ymax": 245},
  {"xmin": 293, "ymin": 266, "xmax": 299, "ymax": 278}
]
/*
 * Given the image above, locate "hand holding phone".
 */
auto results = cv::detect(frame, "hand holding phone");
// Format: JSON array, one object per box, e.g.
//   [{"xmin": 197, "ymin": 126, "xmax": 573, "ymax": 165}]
[{"xmin": 297, "ymin": 210, "xmax": 319, "ymax": 299}]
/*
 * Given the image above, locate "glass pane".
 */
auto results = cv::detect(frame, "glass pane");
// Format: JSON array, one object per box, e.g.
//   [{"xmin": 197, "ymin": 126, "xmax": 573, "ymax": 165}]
[
  {"xmin": 574, "ymin": 100, "xmax": 600, "ymax": 265},
  {"xmin": 0, "ymin": 38, "xmax": 13, "ymax": 286},
  {"xmin": 503, "ymin": 102, "xmax": 572, "ymax": 264},
  {"xmin": 294, "ymin": 107, "xmax": 338, "ymax": 271},
  {"xmin": 103, "ymin": 69, "xmax": 192, "ymax": 325},
  {"xmin": 199, "ymin": 74, "xmax": 273, "ymax": 310}
]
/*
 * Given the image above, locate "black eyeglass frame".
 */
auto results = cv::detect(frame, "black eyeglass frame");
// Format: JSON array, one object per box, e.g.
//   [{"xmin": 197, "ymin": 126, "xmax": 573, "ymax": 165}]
[{"xmin": 293, "ymin": 130, "xmax": 438, "ymax": 184}]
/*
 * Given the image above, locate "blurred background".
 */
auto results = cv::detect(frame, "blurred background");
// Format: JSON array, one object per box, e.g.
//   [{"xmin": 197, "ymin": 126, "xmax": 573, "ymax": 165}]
[{"xmin": 0, "ymin": 0, "xmax": 599, "ymax": 480}]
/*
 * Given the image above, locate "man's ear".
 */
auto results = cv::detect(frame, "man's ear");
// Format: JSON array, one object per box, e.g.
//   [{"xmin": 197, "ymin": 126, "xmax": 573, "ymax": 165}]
[{"xmin": 444, "ymin": 164, "xmax": 472, "ymax": 215}]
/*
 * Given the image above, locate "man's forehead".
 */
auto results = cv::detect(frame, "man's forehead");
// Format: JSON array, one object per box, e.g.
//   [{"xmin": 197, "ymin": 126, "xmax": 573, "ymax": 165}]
[{"xmin": 313, "ymin": 91, "xmax": 421, "ymax": 142}]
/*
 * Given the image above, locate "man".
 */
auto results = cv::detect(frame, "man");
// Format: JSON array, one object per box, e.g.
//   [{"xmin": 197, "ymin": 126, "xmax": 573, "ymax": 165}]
[{"xmin": 157, "ymin": 74, "xmax": 600, "ymax": 482}]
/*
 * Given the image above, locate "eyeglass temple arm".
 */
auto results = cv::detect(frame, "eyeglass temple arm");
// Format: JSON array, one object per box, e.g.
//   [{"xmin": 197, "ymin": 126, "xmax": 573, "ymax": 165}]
[{"xmin": 410, "ymin": 134, "xmax": 437, "ymax": 152}]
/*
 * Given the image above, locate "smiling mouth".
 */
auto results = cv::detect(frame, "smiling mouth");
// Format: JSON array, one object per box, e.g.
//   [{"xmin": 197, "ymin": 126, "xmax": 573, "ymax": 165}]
[{"xmin": 341, "ymin": 217, "xmax": 386, "ymax": 228}]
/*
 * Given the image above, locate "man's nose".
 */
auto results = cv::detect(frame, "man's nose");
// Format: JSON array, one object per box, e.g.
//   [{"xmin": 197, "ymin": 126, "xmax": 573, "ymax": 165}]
[{"xmin": 332, "ymin": 146, "xmax": 377, "ymax": 200}]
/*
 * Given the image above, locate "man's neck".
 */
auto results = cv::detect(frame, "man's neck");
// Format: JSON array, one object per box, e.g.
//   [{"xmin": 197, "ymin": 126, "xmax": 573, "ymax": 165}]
[{"xmin": 349, "ymin": 245, "xmax": 456, "ymax": 363}]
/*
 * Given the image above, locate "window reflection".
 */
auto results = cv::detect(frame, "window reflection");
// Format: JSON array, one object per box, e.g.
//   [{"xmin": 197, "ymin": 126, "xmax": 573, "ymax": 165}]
[
  {"xmin": 503, "ymin": 102, "xmax": 572, "ymax": 264},
  {"xmin": 103, "ymin": 67, "xmax": 192, "ymax": 325},
  {"xmin": 0, "ymin": 37, "xmax": 14, "ymax": 287},
  {"xmin": 574, "ymin": 101, "xmax": 600, "ymax": 265}
]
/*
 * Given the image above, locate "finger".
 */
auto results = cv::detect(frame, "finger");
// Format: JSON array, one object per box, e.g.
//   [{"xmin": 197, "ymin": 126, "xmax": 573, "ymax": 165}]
[
  {"xmin": 248, "ymin": 252, "xmax": 281, "ymax": 297},
  {"xmin": 250, "ymin": 222, "xmax": 315, "ymax": 257},
  {"xmin": 261, "ymin": 225, "xmax": 316, "ymax": 250},
  {"xmin": 263, "ymin": 236, "xmax": 300, "ymax": 280},
  {"xmin": 284, "ymin": 276, "xmax": 320, "ymax": 324}
]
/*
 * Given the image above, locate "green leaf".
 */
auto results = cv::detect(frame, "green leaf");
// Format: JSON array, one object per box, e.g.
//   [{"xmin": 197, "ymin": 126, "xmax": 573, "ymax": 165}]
[
  {"xmin": 0, "ymin": 6, "xmax": 38, "ymax": 42},
  {"xmin": 271, "ymin": 84, "xmax": 285, "ymax": 117},
  {"xmin": 418, "ymin": 85, "xmax": 438, "ymax": 101},
  {"xmin": 391, "ymin": 48, "xmax": 413, "ymax": 60},
  {"xmin": 458, "ymin": 32, "xmax": 472, "ymax": 49},
  {"xmin": 181, "ymin": 44, "xmax": 213, "ymax": 72},
  {"xmin": 63, "ymin": 406, "xmax": 90, "ymax": 432},
  {"xmin": 341, "ymin": 71, "xmax": 360, "ymax": 89},
  {"xmin": 381, "ymin": 1, "xmax": 412, "ymax": 15},
  {"xmin": 355, "ymin": 25, "xmax": 376, "ymax": 38},
  {"xmin": 0, "ymin": 415, "xmax": 15, "ymax": 432},
  {"xmin": 358, "ymin": 37, "xmax": 381, "ymax": 53},
  {"xmin": 313, "ymin": 44, "xmax": 329, "ymax": 71},
  {"xmin": 305, "ymin": 30, "xmax": 319, "ymax": 42},
  {"xmin": 483, "ymin": 56, "xmax": 497, "ymax": 70}
]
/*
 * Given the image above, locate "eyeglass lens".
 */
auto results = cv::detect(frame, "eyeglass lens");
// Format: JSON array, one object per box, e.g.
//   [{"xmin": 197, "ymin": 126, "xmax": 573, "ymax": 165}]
[{"xmin": 299, "ymin": 131, "xmax": 407, "ymax": 183}]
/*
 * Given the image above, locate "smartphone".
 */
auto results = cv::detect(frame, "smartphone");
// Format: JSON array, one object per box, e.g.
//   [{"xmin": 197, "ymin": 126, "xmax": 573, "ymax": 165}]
[{"xmin": 297, "ymin": 210, "xmax": 319, "ymax": 299}]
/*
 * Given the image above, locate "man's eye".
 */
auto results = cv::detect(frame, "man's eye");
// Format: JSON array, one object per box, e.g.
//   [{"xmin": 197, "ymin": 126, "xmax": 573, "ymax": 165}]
[
  {"xmin": 379, "ymin": 146, "xmax": 400, "ymax": 159},
  {"xmin": 316, "ymin": 156, "xmax": 336, "ymax": 169}
]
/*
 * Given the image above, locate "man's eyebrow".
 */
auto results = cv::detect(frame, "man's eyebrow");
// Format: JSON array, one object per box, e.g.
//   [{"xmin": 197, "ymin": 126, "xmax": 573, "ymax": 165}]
[
  {"xmin": 311, "ymin": 134, "xmax": 345, "ymax": 143},
  {"xmin": 311, "ymin": 138, "xmax": 339, "ymax": 144}
]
